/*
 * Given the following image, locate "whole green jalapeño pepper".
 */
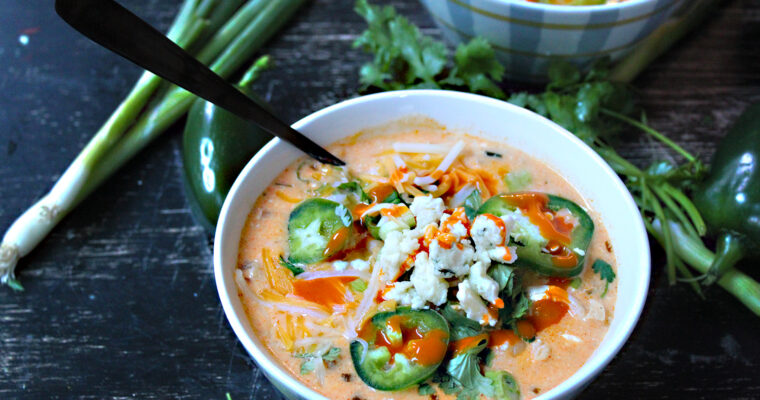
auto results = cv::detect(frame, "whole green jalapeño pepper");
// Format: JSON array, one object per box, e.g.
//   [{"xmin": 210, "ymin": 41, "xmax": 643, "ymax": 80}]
[
  {"xmin": 182, "ymin": 56, "xmax": 273, "ymax": 229},
  {"xmin": 693, "ymin": 103, "xmax": 760, "ymax": 285}
]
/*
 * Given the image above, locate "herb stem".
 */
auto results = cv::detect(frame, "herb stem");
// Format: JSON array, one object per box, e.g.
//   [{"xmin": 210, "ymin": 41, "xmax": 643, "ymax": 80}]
[
  {"xmin": 609, "ymin": 0, "xmax": 723, "ymax": 83},
  {"xmin": 600, "ymin": 108, "xmax": 696, "ymax": 162},
  {"xmin": 659, "ymin": 221, "xmax": 760, "ymax": 317},
  {"xmin": 661, "ymin": 183, "xmax": 707, "ymax": 236}
]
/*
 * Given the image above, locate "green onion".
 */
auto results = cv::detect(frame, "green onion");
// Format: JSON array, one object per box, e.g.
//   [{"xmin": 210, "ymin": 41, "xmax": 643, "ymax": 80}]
[
  {"xmin": 610, "ymin": 0, "xmax": 723, "ymax": 83},
  {"xmin": 0, "ymin": 0, "xmax": 306, "ymax": 290}
]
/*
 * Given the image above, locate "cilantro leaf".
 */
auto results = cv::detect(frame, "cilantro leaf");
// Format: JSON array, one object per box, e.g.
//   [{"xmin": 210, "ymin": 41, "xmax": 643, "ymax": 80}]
[
  {"xmin": 488, "ymin": 264, "xmax": 516, "ymax": 294},
  {"xmin": 353, "ymin": 0, "xmax": 504, "ymax": 96},
  {"xmin": 445, "ymin": 336, "xmax": 494, "ymax": 400},
  {"xmin": 298, "ymin": 347, "xmax": 340, "ymax": 375},
  {"xmin": 547, "ymin": 60, "xmax": 580, "ymax": 89},
  {"xmin": 381, "ymin": 189, "xmax": 403, "ymax": 204},
  {"xmin": 443, "ymin": 37, "xmax": 505, "ymax": 98},
  {"xmin": 321, "ymin": 347, "xmax": 341, "ymax": 362},
  {"xmin": 432, "ymin": 369, "xmax": 460, "ymax": 394},
  {"xmin": 503, "ymin": 294, "xmax": 532, "ymax": 326},
  {"xmin": 592, "ymin": 259, "xmax": 616, "ymax": 297},
  {"xmin": 300, "ymin": 358, "xmax": 317, "ymax": 375},
  {"xmin": 418, "ymin": 383, "xmax": 436, "ymax": 396},
  {"xmin": 463, "ymin": 189, "xmax": 482, "ymax": 220},
  {"xmin": 575, "ymin": 81, "xmax": 615, "ymax": 123},
  {"xmin": 485, "ymin": 371, "xmax": 520, "ymax": 400},
  {"xmin": 507, "ymin": 92, "xmax": 547, "ymax": 117},
  {"xmin": 488, "ymin": 264, "xmax": 532, "ymax": 329},
  {"xmin": 353, "ymin": 0, "xmax": 446, "ymax": 89},
  {"xmin": 279, "ymin": 256, "xmax": 304, "ymax": 276},
  {"xmin": 338, "ymin": 181, "xmax": 371, "ymax": 203},
  {"xmin": 441, "ymin": 303, "xmax": 483, "ymax": 341}
]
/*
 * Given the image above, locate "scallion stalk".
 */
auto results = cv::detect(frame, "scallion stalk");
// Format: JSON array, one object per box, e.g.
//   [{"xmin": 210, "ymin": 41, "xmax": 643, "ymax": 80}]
[
  {"xmin": 0, "ymin": 0, "xmax": 306, "ymax": 290},
  {"xmin": 610, "ymin": 0, "xmax": 723, "ymax": 83}
]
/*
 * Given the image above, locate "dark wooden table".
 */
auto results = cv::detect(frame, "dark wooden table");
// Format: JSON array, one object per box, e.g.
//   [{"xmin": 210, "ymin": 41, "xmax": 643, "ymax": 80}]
[{"xmin": 2, "ymin": 1, "xmax": 759, "ymax": 399}]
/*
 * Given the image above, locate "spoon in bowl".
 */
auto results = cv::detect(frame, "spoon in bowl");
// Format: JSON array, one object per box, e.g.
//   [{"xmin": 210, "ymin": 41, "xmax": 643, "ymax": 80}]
[{"xmin": 55, "ymin": 0, "xmax": 345, "ymax": 166}]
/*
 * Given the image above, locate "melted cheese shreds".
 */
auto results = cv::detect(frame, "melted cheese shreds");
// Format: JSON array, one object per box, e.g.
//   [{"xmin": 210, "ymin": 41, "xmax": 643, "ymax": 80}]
[{"xmin": 346, "ymin": 262, "xmax": 383, "ymax": 339}]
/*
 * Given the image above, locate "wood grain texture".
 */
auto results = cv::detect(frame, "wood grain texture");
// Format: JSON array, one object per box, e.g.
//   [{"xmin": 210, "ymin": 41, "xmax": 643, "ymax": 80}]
[{"xmin": 1, "ymin": 0, "xmax": 759, "ymax": 399}]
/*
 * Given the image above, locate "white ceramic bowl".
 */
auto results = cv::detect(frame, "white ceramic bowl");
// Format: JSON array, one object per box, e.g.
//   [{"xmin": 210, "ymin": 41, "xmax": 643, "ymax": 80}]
[
  {"xmin": 419, "ymin": 0, "xmax": 684, "ymax": 81},
  {"xmin": 214, "ymin": 90, "xmax": 650, "ymax": 400}
]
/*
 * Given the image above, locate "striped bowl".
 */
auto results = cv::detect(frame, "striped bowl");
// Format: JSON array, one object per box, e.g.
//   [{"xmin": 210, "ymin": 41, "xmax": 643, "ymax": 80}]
[{"xmin": 419, "ymin": 0, "xmax": 684, "ymax": 82}]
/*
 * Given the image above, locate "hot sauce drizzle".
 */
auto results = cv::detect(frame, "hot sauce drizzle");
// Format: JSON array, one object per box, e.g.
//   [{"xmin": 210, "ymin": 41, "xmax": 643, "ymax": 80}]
[
  {"xmin": 501, "ymin": 192, "xmax": 577, "ymax": 267},
  {"xmin": 529, "ymin": 300, "xmax": 569, "ymax": 332},
  {"xmin": 500, "ymin": 193, "xmax": 572, "ymax": 244},
  {"xmin": 323, "ymin": 226, "xmax": 350, "ymax": 257},
  {"xmin": 449, "ymin": 333, "xmax": 490, "ymax": 356},
  {"xmin": 368, "ymin": 184, "xmax": 395, "ymax": 203},
  {"xmin": 292, "ymin": 276, "xmax": 357, "ymax": 308},
  {"xmin": 489, "ymin": 329, "xmax": 521, "ymax": 347},
  {"xmin": 362, "ymin": 316, "xmax": 448, "ymax": 366}
]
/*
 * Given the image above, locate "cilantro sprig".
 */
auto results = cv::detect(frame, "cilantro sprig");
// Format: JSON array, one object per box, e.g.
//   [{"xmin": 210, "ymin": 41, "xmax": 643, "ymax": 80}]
[
  {"xmin": 592, "ymin": 259, "xmax": 616, "ymax": 297},
  {"xmin": 353, "ymin": 0, "xmax": 713, "ymax": 297},
  {"xmin": 298, "ymin": 347, "xmax": 341, "ymax": 375},
  {"xmin": 353, "ymin": 0, "xmax": 504, "ymax": 97},
  {"xmin": 279, "ymin": 256, "xmax": 304, "ymax": 276}
]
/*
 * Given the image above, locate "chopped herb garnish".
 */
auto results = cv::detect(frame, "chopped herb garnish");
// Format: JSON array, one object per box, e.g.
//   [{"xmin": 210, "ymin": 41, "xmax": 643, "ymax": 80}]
[
  {"xmin": 570, "ymin": 278, "xmax": 582, "ymax": 290},
  {"xmin": 444, "ymin": 335, "xmax": 494, "ymax": 400},
  {"xmin": 441, "ymin": 304, "xmax": 483, "ymax": 341},
  {"xmin": 592, "ymin": 259, "xmax": 616, "ymax": 297},
  {"xmin": 353, "ymin": 0, "xmax": 503, "ymax": 97},
  {"xmin": 418, "ymin": 383, "xmax": 436, "ymax": 396},
  {"xmin": 349, "ymin": 279, "xmax": 368, "ymax": 292},
  {"xmin": 298, "ymin": 347, "xmax": 341, "ymax": 375},
  {"xmin": 322, "ymin": 347, "xmax": 341, "ymax": 362},
  {"xmin": 488, "ymin": 264, "xmax": 517, "ymax": 295},
  {"xmin": 279, "ymin": 256, "xmax": 304, "ymax": 276},
  {"xmin": 338, "ymin": 181, "xmax": 371, "ymax": 203},
  {"xmin": 300, "ymin": 358, "xmax": 317, "ymax": 375},
  {"xmin": 502, "ymin": 294, "xmax": 532, "ymax": 332},
  {"xmin": 463, "ymin": 189, "xmax": 482, "ymax": 220}
]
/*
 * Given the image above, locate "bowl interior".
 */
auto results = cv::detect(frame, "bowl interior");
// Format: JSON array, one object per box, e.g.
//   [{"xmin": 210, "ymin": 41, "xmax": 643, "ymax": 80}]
[{"xmin": 214, "ymin": 90, "xmax": 649, "ymax": 400}]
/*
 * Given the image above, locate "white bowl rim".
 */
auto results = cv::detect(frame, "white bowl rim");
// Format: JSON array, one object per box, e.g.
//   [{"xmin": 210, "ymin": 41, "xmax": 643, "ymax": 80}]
[
  {"xmin": 480, "ymin": 0, "xmax": 660, "ymax": 13},
  {"xmin": 214, "ymin": 89, "xmax": 650, "ymax": 400}
]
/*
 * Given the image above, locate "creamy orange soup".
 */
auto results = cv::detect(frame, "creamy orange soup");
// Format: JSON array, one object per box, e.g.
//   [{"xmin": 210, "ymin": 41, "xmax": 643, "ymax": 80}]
[{"xmin": 236, "ymin": 119, "xmax": 617, "ymax": 399}]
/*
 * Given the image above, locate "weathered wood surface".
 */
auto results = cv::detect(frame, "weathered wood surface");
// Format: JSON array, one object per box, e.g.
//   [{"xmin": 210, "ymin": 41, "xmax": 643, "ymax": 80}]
[{"xmin": 1, "ymin": 0, "xmax": 759, "ymax": 399}]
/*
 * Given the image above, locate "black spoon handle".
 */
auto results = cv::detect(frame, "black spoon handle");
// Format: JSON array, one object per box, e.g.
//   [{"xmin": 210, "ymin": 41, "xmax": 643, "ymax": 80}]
[{"xmin": 55, "ymin": 0, "xmax": 345, "ymax": 166}]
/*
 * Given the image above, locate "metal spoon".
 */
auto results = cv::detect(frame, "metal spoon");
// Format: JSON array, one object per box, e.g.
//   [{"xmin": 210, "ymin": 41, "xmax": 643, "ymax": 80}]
[{"xmin": 55, "ymin": 0, "xmax": 345, "ymax": 166}]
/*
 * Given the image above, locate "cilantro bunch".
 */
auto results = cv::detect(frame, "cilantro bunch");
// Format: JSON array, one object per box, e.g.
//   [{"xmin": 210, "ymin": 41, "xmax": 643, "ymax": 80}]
[
  {"xmin": 352, "ymin": 0, "xmax": 712, "ymax": 296},
  {"xmin": 353, "ymin": 0, "xmax": 505, "ymax": 98}
]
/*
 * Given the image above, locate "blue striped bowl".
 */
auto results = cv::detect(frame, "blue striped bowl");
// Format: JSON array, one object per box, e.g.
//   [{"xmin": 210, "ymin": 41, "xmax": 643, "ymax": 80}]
[{"xmin": 419, "ymin": 0, "xmax": 684, "ymax": 82}]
